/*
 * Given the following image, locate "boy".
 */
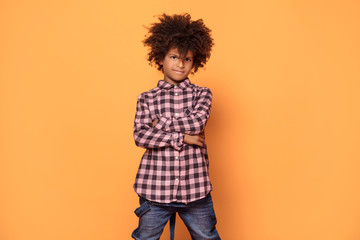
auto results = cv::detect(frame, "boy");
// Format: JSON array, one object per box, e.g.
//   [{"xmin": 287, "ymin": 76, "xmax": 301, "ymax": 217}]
[{"xmin": 132, "ymin": 13, "xmax": 221, "ymax": 240}]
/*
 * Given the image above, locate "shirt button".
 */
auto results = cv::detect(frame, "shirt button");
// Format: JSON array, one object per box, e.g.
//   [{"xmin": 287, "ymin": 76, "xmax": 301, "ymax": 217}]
[
  {"xmin": 175, "ymin": 93, "xmax": 178, "ymax": 96},
  {"xmin": 175, "ymin": 113, "xmax": 179, "ymax": 117},
  {"xmin": 175, "ymin": 156, "xmax": 179, "ymax": 160},
  {"xmin": 174, "ymin": 86, "xmax": 177, "ymax": 88},
  {"xmin": 175, "ymin": 178, "xmax": 179, "ymax": 181}
]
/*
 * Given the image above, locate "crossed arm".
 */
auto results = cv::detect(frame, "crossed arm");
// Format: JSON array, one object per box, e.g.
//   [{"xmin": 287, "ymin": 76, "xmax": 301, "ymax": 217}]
[
  {"xmin": 152, "ymin": 119, "xmax": 205, "ymax": 147},
  {"xmin": 133, "ymin": 88, "xmax": 212, "ymax": 149}
]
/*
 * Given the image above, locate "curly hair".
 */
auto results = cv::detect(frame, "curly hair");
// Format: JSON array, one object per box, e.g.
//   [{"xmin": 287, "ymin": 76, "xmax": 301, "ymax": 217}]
[{"xmin": 143, "ymin": 13, "xmax": 214, "ymax": 73}]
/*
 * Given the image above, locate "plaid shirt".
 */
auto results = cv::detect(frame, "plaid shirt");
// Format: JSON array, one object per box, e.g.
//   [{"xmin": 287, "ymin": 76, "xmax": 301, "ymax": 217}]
[{"xmin": 133, "ymin": 78, "xmax": 213, "ymax": 203}]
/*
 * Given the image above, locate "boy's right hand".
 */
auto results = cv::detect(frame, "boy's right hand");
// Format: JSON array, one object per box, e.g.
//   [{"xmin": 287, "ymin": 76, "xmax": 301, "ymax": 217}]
[{"xmin": 184, "ymin": 133, "xmax": 205, "ymax": 147}]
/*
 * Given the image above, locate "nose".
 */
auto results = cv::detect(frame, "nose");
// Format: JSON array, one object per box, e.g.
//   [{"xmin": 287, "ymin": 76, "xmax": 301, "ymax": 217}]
[{"xmin": 177, "ymin": 59, "xmax": 184, "ymax": 68}]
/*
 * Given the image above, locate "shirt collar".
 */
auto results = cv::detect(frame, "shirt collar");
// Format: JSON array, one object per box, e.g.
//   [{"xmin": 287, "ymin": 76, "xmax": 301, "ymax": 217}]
[{"xmin": 157, "ymin": 78, "xmax": 191, "ymax": 90}]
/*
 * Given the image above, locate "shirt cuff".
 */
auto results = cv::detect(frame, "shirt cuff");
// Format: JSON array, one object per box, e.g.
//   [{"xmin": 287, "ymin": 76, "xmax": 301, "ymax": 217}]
[{"xmin": 170, "ymin": 132, "xmax": 184, "ymax": 151}]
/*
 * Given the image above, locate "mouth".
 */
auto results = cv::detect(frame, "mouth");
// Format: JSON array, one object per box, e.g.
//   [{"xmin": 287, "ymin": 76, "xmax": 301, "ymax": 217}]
[{"xmin": 173, "ymin": 70, "xmax": 184, "ymax": 74}]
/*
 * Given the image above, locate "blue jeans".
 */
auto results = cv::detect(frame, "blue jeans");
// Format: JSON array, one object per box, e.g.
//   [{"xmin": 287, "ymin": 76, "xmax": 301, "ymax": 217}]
[{"xmin": 132, "ymin": 194, "xmax": 221, "ymax": 240}]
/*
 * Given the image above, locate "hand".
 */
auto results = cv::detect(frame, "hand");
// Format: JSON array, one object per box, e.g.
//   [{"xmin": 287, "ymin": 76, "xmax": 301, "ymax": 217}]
[
  {"xmin": 184, "ymin": 132, "xmax": 205, "ymax": 147},
  {"xmin": 152, "ymin": 119, "xmax": 158, "ymax": 127}
]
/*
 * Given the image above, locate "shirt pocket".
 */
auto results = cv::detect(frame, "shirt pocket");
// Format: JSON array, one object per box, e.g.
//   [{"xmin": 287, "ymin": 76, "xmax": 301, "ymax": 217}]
[{"xmin": 154, "ymin": 96, "xmax": 173, "ymax": 118}]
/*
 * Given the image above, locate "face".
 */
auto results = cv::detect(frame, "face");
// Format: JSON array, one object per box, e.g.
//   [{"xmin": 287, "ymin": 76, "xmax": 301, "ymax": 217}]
[{"xmin": 159, "ymin": 47, "xmax": 194, "ymax": 85}]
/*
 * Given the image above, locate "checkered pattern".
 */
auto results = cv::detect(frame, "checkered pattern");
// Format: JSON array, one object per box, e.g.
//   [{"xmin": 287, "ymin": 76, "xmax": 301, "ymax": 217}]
[{"xmin": 133, "ymin": 78, "xmax": 213, "ymax": 203}]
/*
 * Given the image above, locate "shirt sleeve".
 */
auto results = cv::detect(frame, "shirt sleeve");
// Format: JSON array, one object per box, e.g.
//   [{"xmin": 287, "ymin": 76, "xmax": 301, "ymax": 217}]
[
  {"xmin": 134, "ymin": 94, "xmax": 184, "ymax": 150},
  {"xmin": 153, "ymin": 88, "xmax": 212, "ymax": 135}
]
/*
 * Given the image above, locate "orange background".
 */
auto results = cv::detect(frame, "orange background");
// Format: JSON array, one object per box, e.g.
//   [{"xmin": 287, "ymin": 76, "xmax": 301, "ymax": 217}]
[{"xmin": 1, "ymin": 0, "xmax": 360, "ymax": 239}]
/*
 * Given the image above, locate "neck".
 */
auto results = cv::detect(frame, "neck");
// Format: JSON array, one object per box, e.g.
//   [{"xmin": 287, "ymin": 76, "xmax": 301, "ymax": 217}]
[{"xmin": 163, "ymin": 77, "xmax": 187, "ymax": 86}]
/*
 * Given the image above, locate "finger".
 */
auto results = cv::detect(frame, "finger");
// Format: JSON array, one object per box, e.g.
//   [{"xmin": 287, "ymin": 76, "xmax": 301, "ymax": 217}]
[
  {"xmin": 152, "ymin": 119, "xmax": 158, "ymax": 127},
  {"xmin": 196, "ymin": 140, "xmax": 204, "ymax": 147}
]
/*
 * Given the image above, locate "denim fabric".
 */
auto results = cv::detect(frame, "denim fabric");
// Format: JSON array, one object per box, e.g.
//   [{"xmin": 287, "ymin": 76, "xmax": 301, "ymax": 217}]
[{"xmin": 132, "ymin": 194, "xmax": 221, "ymax": 240}]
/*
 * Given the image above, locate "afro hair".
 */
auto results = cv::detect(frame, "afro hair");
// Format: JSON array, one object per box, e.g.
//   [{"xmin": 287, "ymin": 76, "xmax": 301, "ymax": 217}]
[{"xmin": 143, "ymin": 13, "xmax": 214, "ymax": 73}]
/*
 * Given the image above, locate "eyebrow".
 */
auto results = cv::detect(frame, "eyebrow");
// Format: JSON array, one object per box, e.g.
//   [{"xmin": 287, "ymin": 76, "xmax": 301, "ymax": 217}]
[{"xmin": 168, "ymin": 53, "xmax": 193, "ymax": 58}]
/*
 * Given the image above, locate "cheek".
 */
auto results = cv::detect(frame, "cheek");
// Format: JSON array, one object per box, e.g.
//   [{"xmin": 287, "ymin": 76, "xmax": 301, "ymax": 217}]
[{"xmin": 187, "ymin": 62, "xmax": 194, "ymax": 69}]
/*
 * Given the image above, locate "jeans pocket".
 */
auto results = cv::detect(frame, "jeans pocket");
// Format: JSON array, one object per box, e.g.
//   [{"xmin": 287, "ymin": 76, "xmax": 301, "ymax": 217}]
[{"xmin": 134, "ymin": 201, "xmax": 151, "ymax": 218}]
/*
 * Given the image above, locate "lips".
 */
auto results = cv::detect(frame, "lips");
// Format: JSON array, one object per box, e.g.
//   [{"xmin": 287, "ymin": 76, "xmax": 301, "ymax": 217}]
[{"xmin": 173, "ymin": 70, "xmax": 184, "ymax": 74}]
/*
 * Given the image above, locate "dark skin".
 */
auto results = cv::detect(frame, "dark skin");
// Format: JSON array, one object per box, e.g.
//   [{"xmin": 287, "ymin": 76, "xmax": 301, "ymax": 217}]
[{"xmin": 152, "ymin": 119, "xmax": 205, "ymax": 147}]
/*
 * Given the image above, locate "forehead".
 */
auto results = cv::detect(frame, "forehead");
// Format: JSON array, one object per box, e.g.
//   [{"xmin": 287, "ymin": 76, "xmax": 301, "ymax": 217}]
[{"xmin": 167, "ymin": 47, "xmax": 193, "ymax": 57}]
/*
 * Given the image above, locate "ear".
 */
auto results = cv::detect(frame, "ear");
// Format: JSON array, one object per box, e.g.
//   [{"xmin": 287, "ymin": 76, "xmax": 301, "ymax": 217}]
[{"xmin": 159, "ymin": 60, "xmax": 163, "ymax": 66}]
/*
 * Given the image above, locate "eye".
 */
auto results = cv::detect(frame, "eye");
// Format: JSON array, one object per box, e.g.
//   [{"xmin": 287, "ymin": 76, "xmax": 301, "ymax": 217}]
[
  {"xmin": 185, "ymin": 58, "xmax": 192, "ymax": 62},
  {"xmin": 170, "ymin": 56, "xmax": 177, "ymax": 60}
]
